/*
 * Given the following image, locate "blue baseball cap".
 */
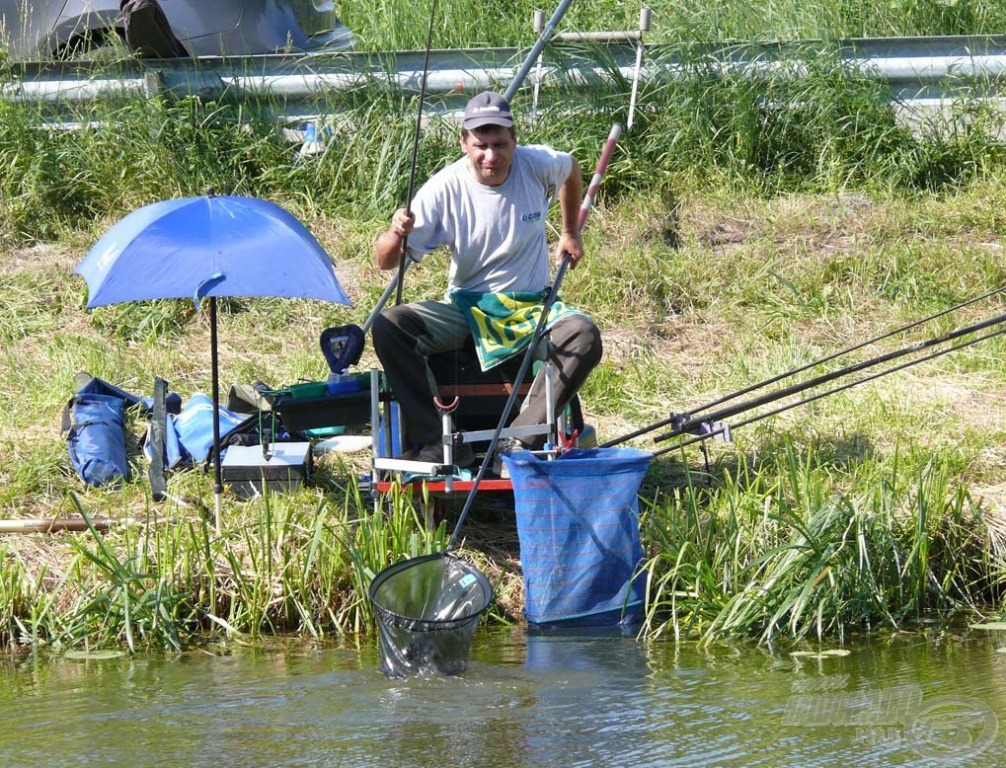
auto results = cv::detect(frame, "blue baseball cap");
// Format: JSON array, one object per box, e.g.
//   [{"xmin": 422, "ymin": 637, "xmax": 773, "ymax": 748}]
[{"xmin": 463, "ymin": 91, "xmax": 514, "ymax": 130}]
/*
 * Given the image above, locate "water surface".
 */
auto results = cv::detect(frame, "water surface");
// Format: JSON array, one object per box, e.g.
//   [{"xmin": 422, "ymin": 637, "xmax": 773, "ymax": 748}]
[{"xmin": 1, "ymin": 628, "xmax": 1003, "ymax": 767}]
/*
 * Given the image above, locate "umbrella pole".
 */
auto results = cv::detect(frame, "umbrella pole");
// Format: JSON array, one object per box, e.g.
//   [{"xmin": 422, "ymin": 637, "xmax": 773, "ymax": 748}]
[{"xmin": 210, "ymin": 296, "xmax": 223, "ymax": 532}]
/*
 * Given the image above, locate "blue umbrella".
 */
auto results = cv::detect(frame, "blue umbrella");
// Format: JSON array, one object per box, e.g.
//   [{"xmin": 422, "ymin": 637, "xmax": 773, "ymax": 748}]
[
  {"xmin": 77, "ymin": 193, "xmax": 350, "ymax": 305},
  {"xmin": 75, "ymin": 191, "xmax": 351, "ymax": 524}
]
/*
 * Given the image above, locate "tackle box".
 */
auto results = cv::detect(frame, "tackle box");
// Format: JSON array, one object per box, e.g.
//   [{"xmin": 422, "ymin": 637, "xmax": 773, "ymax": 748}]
[{"xmin": 221, "ymin": 442, "xmax": 313, "ymax": 498}]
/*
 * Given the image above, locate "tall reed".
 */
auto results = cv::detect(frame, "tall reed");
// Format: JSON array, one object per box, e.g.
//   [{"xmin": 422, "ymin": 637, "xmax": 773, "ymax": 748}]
[
  {"xmin": 339, "ymin": 0, "xmax": 1006, "ymax": 50},
  {"xmin": 0, "ymin": 481, "xmax": 454, "ymax": 652},
  {"xmin": 640, "ymin": 446, "xmax": 997, "ymax": 645},
  {"xmin": 342, "ymin": 482, "xmax": 450, "ymax": 631}
]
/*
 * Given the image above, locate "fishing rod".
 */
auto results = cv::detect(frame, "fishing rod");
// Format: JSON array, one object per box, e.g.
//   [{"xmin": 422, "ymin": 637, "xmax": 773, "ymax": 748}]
[
  {"xmin": 685, "ymin": 283, "xmax": 1006, "ymax": 421},
  {"xmin": 603, "ymin": 286, "xmax": 1006, "ymax": 447},
  {"xmin": 653, "ymin": 322, "xmax": 1006, "ymax": 457},
  {"xmin": 447, "ymin": 122, "xmax": 622, "ymax": 551},
  {"xmin": 614, "ymin": 285, "xmax": 1006, "ymax": 443},
  {"xmin": 638, "ymin": 308, "xmax": 1006, "ymax": 449},
  {"xmin": 394, "ymin": 0, "xmax": 439, "ymax": 307}
]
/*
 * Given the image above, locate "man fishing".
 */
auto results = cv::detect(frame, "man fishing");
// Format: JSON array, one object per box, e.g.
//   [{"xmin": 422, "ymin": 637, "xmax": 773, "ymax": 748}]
[{"xmin": 372, "ymin": 90, "xmax": 602, "ymax": 468}]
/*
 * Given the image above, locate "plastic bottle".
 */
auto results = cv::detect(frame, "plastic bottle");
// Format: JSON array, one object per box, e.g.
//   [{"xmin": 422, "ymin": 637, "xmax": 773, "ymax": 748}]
[{"xmin": 576, "ymin": 424, "xmax": 597, "ymax": 449}]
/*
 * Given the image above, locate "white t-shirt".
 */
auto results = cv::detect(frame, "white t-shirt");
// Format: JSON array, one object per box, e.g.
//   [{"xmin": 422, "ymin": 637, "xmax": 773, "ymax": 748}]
[{"xmin": 405, "ymin": 144, "xmax": 574, "ymax": 294}]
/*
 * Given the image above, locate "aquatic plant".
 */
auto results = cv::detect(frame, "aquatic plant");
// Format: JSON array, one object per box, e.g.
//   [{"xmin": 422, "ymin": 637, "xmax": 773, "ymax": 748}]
[
  {"xmin": 640, "ymin": 447, "xmax": 999, "ymax": 644},
  {"xmin": 56, "ymin": 505, "xmax": 189, "ymax": 653},
  {"xmin": 342, "ymin": 481, "xmax": 450, "ymax": 632}
]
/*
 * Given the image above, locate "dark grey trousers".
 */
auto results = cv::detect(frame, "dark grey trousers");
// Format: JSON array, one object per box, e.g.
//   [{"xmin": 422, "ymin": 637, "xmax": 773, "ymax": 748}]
[{"xmin": 371, "ymin": 299, "xmax": 602, "ymax": 449}]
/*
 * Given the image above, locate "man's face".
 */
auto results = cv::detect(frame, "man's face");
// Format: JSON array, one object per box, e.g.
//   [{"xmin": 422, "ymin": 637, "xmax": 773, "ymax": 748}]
[{"xmin": 461, "ymin": 125, "xmax": 516, "ymax": 186}]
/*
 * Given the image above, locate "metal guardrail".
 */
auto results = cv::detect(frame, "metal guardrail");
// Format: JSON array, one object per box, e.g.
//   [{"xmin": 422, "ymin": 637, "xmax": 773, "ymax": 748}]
[
  {"xmin": 4, "ymin": 35, "xmax": 1006, "ymax": 126},
  {"xmin": 703, "ymin": 34, "xmax": 1006, "ymax": 103}
]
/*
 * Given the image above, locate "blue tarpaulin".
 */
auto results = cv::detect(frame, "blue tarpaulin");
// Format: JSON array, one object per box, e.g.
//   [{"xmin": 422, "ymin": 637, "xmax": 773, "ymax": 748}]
[{"xmin": 503, "ymin": 447, "xmax": 653, "ymax": 628}]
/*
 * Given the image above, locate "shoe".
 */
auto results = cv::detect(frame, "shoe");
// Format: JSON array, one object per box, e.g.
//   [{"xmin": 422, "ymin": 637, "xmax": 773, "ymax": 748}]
[
  {"xmin": 492, "ymin": 437, "xmax": 527, "ymax": 479},
  {"xmin": 412, "ymin": 441, "xmax": 475, "ymax": 468},
  {"xmin": 453, "ymin": 441, "xmax": 475, "ymax": 468}
]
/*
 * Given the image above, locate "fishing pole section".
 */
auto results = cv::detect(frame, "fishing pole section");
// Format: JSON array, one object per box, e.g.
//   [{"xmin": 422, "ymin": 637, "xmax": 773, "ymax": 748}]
[
  {"xmin": 393, "ymin": 0, "xmax": 438, "ymax": 307},
  {"xmin": 603, "ymin": 287, "xmax": 1006, "ymax": 458}
]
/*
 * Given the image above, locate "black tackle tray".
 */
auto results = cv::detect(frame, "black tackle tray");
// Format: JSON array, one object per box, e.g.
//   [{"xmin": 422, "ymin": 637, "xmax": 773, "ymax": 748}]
[{"xmin": 272, "ymin": 385, "xmax": 371, "ymax": 432}]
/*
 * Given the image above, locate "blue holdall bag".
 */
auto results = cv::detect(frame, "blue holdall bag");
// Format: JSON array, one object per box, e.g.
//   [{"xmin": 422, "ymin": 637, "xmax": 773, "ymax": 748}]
[
  {"xmin": 62, "ymin": 373, "xmax": 184, "ymax": 488},
  {"xmin": 62, "ymin": 391, "xmax": 131, "ymax": 487},
  {"xmin": 61, "ymin": 372, "xmax": 158, "ymax": 488}
]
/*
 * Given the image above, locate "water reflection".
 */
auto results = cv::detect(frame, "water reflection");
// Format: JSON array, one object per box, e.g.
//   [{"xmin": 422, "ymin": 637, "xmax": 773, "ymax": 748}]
[
  {"xmin": 0, "ymin": 628, "xmax": 1003, "ymax": 767},
  {"xmin": 519, "ymin": 632, "xmax": 657, "ymax": 767}
]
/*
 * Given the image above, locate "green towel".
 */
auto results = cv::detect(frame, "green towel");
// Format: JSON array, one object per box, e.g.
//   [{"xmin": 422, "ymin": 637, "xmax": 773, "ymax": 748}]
[{"xmin": 450, "ymin": 289, "xmax": 586, "ymax": 371}]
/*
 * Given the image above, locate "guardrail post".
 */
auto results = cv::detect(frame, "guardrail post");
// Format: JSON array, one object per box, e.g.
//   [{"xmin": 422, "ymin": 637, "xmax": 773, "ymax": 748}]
[{"xmin": 627, "ymin": 7, "xmax": 651, "ymax": 130}]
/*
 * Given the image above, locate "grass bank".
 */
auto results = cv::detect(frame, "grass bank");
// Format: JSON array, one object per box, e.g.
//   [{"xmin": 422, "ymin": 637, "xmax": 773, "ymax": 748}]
[
  {"xmin": 342, "ymin": 0, "xmax": 1006, "ymax": 50},
  {"xmin": 3, "ymin": 22, "xmax": 1006, "ymax": 652}
]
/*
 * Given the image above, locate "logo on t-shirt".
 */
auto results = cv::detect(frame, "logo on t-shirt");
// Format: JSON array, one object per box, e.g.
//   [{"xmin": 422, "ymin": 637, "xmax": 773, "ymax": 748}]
[{"xmin": 521, "ymin": 211, "xmax": 542, "ymax": 223}]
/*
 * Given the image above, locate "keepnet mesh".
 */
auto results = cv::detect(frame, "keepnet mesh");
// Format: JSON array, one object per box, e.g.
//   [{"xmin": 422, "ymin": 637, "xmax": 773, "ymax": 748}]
[
  {"xmin": 369, "ymin": 553, "xmax": 493, "ymax": 678},
  {"xmin": 504, "ymin": 447, "xmax": 652, "ymax": 628}
]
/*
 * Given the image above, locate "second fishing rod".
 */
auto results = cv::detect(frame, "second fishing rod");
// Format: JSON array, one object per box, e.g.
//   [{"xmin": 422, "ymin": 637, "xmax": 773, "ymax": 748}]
[
  {"xmin": 650, "ymin": 307, "xmax": 1006, "ymax": 443},
  {"xmin": 603, "ymin": 287, "xmax": 1006, "ymax": 448}
]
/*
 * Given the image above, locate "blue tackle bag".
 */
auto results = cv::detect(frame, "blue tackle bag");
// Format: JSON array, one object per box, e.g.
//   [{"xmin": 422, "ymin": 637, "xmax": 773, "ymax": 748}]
[
  {"xmin": 503, "ymin": 447, "xmax": 653, "ymax": 628},
  {"xmin": 62, "ymin": 392, "xmax": 130, "ymax": 487},
  {"xmin": 173, "ymin": 393, "xmax": 244, "ymax": 464}
]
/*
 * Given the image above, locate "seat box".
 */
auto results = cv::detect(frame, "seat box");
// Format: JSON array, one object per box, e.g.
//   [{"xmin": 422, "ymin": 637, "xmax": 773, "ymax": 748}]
[
  {"xmin": 428, "ymin": 345, "xmax": 527, "ymax": 433},
  {"xmin": 221, "ymin": 442, "xmax": 312, "ymax": 498}
]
